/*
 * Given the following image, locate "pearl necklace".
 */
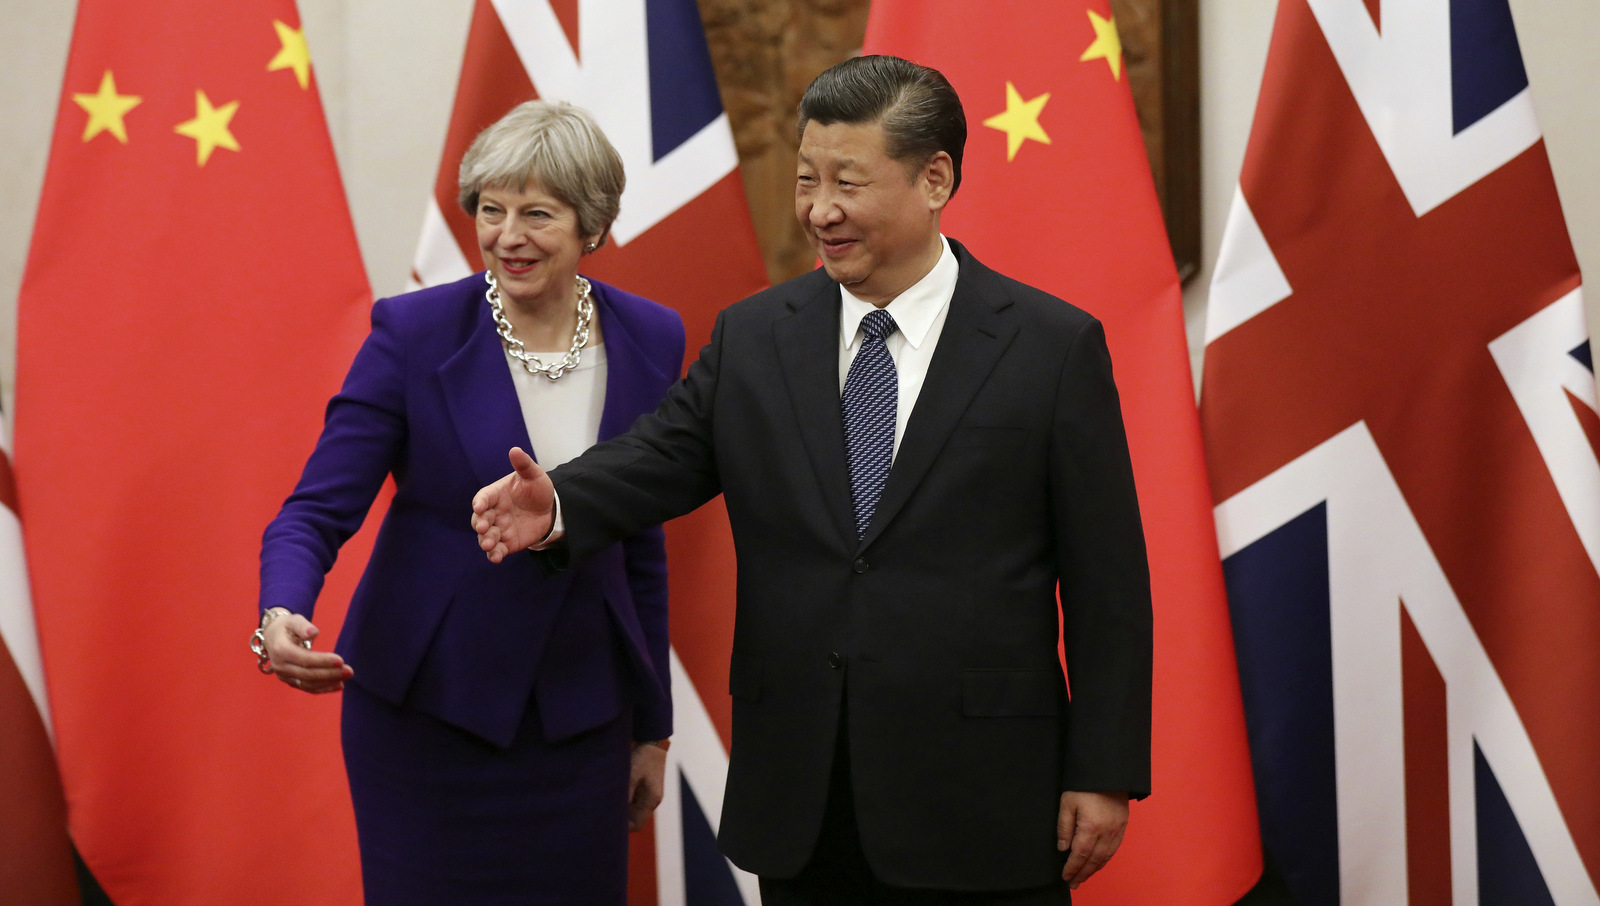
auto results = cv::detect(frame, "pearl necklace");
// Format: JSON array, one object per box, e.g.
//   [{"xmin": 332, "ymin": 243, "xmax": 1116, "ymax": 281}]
[{"xmin": 486, "ymin": 273, "xmax": 593, "ymax": 382}]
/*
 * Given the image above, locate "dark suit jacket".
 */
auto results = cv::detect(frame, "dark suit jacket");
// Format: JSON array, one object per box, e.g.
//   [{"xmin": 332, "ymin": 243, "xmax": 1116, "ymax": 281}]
[
  {"xmin": 260, "ymin": 272, "xmax": 685, "ymax": 747},
  {"xmin": 546, "ymin": 240, "xmax": 1152, "ymax": 890}
]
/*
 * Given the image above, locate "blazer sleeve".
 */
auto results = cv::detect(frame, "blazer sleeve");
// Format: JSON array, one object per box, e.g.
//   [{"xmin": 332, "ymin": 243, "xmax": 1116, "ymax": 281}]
[
  {"xmin": 551, "ymin": 309, "xmax": 727, "ymax": 561},
  {"xmin": 1050, "ymin": 317, "xmax": 1154, "ymax": 799},
  {"xmin": 259, "ymin": 298, "xmax": 407, "ymax": 619}
]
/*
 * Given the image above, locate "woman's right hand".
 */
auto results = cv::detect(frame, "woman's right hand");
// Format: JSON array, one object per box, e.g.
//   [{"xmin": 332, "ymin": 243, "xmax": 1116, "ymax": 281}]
[{"xmin": 265, "ymin": 613, "xmax": 352, "ymax": 694}]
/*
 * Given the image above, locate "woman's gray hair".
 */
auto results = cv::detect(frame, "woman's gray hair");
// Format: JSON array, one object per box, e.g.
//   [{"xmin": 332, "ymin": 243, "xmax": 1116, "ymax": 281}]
[{"xmin": 457, "ymin": 100, "xmax": 626, "ymax": 248}]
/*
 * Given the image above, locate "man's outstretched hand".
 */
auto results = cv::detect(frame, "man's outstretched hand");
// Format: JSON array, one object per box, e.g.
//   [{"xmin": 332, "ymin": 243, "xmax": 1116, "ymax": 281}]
[{"xmin": 471, "ymin": 447, "xmax": 556, "ymax": 562}]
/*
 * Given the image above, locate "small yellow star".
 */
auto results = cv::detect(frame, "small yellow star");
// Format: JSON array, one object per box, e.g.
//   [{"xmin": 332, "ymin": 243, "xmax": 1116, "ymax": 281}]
[
  {"xmin": 982, "ymin": 82, "xmax": 1051, "ymax": 162},
  {"xmin": 174, "ymin": 90, "xmax": 241, "ymax": 166},
  {"xmin": 267, "ymin": 20, "xmax": 312, "ymax": 89},
  {"xmin": 1081, "ymin": 10, "xmax": 1123, "ymax": 80},
  {"xmin": 72, "ymin": 70, "xmax": 142, "ymax": 143}
]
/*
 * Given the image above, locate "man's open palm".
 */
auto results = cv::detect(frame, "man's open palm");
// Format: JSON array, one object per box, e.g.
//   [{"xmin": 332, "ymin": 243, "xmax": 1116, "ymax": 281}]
[{"xmin": 471, "ymin": 447, "xmax": 555, "ymax": 562}]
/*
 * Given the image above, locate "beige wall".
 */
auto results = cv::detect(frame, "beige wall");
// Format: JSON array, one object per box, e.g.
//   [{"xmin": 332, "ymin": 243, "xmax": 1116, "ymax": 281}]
[{"xmin": 3, "ymin": 0, "xmax": 1599, "ymax": 412}]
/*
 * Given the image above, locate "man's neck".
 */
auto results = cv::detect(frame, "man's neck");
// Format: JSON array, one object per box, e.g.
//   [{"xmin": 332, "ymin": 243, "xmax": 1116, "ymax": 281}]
[{"xmin": 857, "ymin": 233, "xmax": 946, "ymax": 308}]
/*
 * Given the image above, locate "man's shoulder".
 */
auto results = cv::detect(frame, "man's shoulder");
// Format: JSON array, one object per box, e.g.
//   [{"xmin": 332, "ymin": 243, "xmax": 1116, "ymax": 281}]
[
  {"xmin": 948, "ymin": 240, "xmax": 1099, "ymax": 333},
  {"xmin": 719, "ymin": 266, "xmax": 834, "ymax": 324}
]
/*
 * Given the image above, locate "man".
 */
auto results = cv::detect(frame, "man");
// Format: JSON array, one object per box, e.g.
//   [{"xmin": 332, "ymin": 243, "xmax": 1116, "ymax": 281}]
[{"xmin": 473, "ymin": 55, "xmax": 1152, "ymax": 904}]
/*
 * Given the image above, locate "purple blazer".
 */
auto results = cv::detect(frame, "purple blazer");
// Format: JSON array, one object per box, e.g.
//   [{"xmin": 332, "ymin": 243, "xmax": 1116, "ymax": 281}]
[{"xmin": 260, "ymin": 272, "xmax": 685, "ymax": 747}]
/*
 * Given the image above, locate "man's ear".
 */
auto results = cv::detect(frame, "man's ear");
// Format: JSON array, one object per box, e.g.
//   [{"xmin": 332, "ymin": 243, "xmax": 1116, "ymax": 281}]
[{"xmin": 923, "ymin": 151, "xmax": 954, "ymax": 210}]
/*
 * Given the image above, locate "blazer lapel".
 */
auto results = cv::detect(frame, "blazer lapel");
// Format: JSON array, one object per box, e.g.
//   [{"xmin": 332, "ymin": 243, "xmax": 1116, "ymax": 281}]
[
  {"xmin": 438, "ymin": 295, "xmax": 535, "ymax": 489},
  {"xmin": 774, "ymin": 274, "xmax": 856, "ymax": 544},
  {"xmin": 591, "ymin": 284, "xmax": 676, "ymax": 442},
  {"xmin": 859, "ymin": 254, "xmax": 1018, "ymax": 551}
]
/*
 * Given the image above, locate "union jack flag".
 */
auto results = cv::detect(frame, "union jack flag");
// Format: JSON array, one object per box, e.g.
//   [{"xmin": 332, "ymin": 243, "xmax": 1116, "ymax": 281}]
[
  {"xmin": 410, "ymin": 2, "xmax": 768, "ymax": 903},
  {"xmin": 1200, "ymin": 0, "xmax": 1600, "ymax": 903}
]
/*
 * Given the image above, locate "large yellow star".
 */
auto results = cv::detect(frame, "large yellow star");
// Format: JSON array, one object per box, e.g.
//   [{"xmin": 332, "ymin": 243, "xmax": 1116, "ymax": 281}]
[
  {"xmin": 72, "ymin": 70, "xmax": 142, "ymax": 144},
  {"xmin": 982, "ymin": 82, "xmax": 1051, "ymax": 162},
  {"xmin": 267, "ymin": 19, "xmax": 312, "ymax": 89},
  {"xmin": 174, "ymin": 91, "xmax": 241, "ymax": 166},
  {"xmin": 1081, "ymin": 9, "xmax": 1123, "ymax": 80}
]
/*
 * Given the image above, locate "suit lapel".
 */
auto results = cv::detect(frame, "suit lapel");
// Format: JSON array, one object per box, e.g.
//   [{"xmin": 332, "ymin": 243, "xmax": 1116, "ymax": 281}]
[
  {"xmin": 860, "ymin": 251, "xmax": 1018, "ymax": 551},
  {"xmin": 591, "ymin": 284, "xmax": 675, "ymax": 442},
  {"xmin": 438, "ymin": 289, "xmax": 535, "ymax": 489},
  {"xmin": 773, "ymin": 273, "xmax": 856, "ymax": 544}
]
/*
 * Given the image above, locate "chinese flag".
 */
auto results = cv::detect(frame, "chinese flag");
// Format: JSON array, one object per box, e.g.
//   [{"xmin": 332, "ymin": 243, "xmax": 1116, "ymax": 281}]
[
  {"xmin": 865, "ymin": 3, "xmax": 1261, "ymax": 903},
  {"xmin": 14, "ymin": 1, "xmax": 373, "ymax": 903}
]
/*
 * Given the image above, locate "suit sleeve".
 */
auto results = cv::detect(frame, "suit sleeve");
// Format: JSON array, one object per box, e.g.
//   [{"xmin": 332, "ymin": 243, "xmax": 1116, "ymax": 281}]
[
  {"xmin": 551, "ymin": 309, "xmax": 728, "ymax": 562},
  {"xmin": 259, "ymin": 298, "xmax": 407, "ymax": 619},
  {"xmin": 1050, "ymin": 317, "xmax": 1154, "ymax": 799}
]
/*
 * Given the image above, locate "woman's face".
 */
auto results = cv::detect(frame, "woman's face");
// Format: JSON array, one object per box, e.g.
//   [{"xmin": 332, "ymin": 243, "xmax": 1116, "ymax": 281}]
[{"xmin": 475, "ymin": 181, "xmax": 596, "ymax": 313}]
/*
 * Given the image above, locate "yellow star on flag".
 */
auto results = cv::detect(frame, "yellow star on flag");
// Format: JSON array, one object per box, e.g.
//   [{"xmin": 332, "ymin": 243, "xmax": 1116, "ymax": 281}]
[
  {"xmin": 982, "ymin": 82, "xmax": 1051, "ymax": 162},
  {"xmin": 174, "ymin": 91, "xmax": 241, "ymax": 166},
  {"xmin": 72, "ymin": 70, "xmax": 142, "ymax": 144},
  {"xmin": 267, "ymin": 19, "xmax": 312, "ymax": 89},
  {"xmin": 1081, "ymin": 9, "xmax": 1123, "ymax": 80}
]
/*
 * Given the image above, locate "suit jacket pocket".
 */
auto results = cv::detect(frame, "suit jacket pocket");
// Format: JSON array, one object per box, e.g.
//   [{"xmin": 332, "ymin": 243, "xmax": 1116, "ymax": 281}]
[
  {"xmin": 961, "ymin": 668, "xmax": 1062, "ymax": 717},
  {"xmin": 947, "ymin": 424, "xmax": 1026, "ymax": 451},
  {"xmin": 729, "ymin": 650, "xmax": 762, "ymax": 702}
]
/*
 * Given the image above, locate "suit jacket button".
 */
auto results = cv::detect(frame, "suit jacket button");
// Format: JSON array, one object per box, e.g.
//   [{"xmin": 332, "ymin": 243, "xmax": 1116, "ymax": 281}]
[
  {"xmin": 828, "ymin": 652, "xmax": 844, "ymax": 669},
  {"xmin": 852, "ymin": 557, "xmax": 869, "ymax": 574}
]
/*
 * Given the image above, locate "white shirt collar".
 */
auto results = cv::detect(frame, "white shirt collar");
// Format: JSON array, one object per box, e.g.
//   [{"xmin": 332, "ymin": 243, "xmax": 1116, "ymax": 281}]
[{"xmin": 840, "ymin": 236, "xmax": 958, "ymax": 351}]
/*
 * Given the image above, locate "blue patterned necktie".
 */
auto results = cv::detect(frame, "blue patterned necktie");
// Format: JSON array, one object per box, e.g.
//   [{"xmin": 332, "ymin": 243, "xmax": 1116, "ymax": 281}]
[{"xmin": 842, "ymin": 308, "xmax": 899, "ymax": 538}]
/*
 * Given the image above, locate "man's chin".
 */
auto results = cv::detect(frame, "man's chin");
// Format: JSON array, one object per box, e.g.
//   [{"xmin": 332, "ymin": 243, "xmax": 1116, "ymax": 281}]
[{"xmin": 818, "ymin": 261, "xmax": 860, "ymax": 285}]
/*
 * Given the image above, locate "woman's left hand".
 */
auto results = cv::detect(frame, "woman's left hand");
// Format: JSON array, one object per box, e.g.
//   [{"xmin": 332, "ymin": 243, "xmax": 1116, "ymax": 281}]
[{"xmin": 628, "ymin": 741, "xmax": 668, "ymax": 831}]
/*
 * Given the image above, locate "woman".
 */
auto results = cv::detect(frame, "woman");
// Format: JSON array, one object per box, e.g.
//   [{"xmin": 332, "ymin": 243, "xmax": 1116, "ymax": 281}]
[{"xmin": 253, "ymin": 100, "xmax": 683, "ymax": 904}]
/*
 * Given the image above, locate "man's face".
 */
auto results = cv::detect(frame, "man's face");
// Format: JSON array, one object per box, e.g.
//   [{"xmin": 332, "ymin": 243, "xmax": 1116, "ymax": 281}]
[{"xmin": 795, "ymin": 119, "xmax": 947, "ymax": 306}]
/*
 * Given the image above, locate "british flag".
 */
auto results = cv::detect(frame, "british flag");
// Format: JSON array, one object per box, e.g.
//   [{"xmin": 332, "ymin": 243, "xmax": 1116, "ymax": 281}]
[
  {"xmin": 410, "ymin": 2, "xmax": 768, "ymax": 903},
  {"xmin": 1200, "ymin": 0, "xmax": 1600, "ymax": 903}
]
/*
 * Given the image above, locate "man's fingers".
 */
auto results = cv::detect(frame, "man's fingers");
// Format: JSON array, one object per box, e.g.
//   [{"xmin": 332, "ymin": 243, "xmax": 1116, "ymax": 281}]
[
  {"xmin": 509, "ymin": 446, "xmax": 540, "ymax": 480},
  {"xmin": 1065, "ymin": 835, "xmax": 1120, "ymax": 889},
  {"xmin": 1061, "ymin": 843, "xmax": 1088, "ymax": 884},
  {"xmin": 1057, "ymin": 791, "xmax": 1129, "ymax": 887}
]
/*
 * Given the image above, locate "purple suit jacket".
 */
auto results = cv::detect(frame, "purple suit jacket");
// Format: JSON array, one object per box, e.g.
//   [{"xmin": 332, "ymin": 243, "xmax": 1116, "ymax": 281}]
[{"xmin": 260, "ymin": 272, "xmax": 685, "ymax": 747}]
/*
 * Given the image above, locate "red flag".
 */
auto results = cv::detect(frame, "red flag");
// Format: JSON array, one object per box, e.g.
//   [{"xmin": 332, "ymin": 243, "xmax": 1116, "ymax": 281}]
[
  {"xmin": 0, "ymin": 409, "xmax": 77, "ymax": 905},
  {"xmin": 864, "ymin": 3, "xmax": 1261, "ymax": 903},
  {"xmin": 408, "ymin": 2, "xmax": 769, "ymax": 903},
  {"xmin": 15, "ymin": 1, "xmax": 375, "ymax": 902}
]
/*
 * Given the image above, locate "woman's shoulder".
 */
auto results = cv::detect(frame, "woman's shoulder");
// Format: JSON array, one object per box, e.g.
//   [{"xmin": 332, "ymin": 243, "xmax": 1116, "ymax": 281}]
[
  {"xmin": 587, "ymin": 278, "xmax": 683, "ymax": 332},
  {"xmin": 372, "ymin": 272, "xmax": 488, "ymax": 326}
]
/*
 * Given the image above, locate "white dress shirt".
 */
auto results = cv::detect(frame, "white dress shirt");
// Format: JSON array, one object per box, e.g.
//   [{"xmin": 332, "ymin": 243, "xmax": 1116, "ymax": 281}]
[{"xmin": 838, "ymin": 236, "xmax": 959, "ymax": 460}]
